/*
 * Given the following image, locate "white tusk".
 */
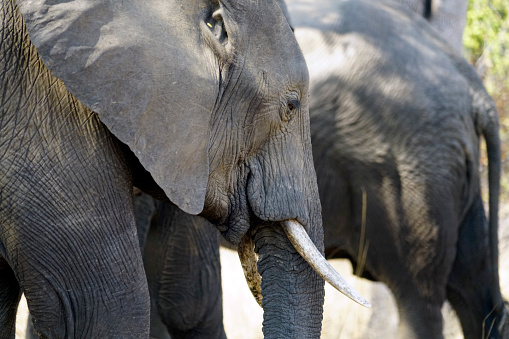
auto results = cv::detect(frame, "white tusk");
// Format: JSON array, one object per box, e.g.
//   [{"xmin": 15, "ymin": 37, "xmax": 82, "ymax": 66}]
[
  {"xmin": 282, "ymin": 219, "xmax": 371, "ymax": 308},
  {"xmin": 238, "ymin": 234, "xmax": 263, "ymax": 307}
]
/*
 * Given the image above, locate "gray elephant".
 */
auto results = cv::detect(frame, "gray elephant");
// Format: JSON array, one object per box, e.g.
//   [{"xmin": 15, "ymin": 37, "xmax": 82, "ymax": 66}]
[
  {"xmin": 287, "ymin": 0, "xmax": 507, "ymax": 337},
  {"xmin": 0, "ymin": 0, "xmax": 369, "ymax": 337}
]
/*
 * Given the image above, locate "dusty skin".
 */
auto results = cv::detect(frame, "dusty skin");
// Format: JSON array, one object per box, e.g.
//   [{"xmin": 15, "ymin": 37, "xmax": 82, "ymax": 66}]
[{"xmin": 16, "ymin": 215, "xmax": 509, "ymax": 338}]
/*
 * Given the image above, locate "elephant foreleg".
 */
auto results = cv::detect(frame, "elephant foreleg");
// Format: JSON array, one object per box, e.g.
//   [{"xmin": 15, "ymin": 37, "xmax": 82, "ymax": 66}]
[
  {"xmin": 144, "ymin": 201, "xmax": 225, "ymax": 339},
  {"xmin": 0, "ymin": 256, "xmax": 21, "ymax": 339},
  {"xmin": 17, "ymin": 220, "xmax": 150, "ymax": 338}
]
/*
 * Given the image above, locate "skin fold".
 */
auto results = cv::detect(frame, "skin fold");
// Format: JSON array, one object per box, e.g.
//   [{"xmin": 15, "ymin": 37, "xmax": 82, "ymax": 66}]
[{"xmin": 0, "ymin": 0, "xmax": 332, "ymax": 337}]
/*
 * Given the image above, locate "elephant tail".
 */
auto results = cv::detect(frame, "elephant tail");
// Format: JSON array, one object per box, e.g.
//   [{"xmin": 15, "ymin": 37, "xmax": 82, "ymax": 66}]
[{"xmin": 476, "ymin": 88, "xmax": 503, "ymax": 311}]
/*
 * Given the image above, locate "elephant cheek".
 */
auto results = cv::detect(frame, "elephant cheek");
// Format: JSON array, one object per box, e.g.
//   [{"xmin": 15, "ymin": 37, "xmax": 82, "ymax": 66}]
[{"xmin": 253, "ymin": 222, "xmax": 324, "ymax": 338}]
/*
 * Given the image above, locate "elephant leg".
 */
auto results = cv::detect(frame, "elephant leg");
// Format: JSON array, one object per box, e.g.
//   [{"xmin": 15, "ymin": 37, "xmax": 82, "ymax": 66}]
[
  {"xmin": 0, "ymin": 257, "xmax": 21, "ymax": 339},
  {"xmin": 3, "ymin": 197, "xmax": 150, "ymax": 338},
  {"xmin": 368, "ymin": 180, "xmax": 456, "ymax": 338},
  {"xmin": 144, "ymin": 202, "xmax": 225, "ymax": 339},
  {"xmin": 19, "ymin": 223, "xmax": 149, "ymax": 338},
  {"xmin": 391, "ymin": 285, "xmax": 445, "ymax": 339},
  {"xmin": 446, "ymin": 195, "xmax": 507, "ymax": 339}
]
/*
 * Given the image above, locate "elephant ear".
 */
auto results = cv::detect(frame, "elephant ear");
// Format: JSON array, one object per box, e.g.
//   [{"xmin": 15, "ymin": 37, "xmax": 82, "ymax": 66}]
[{"xmin": 19, "ymin": 0, "xmax": 219, "ymax": 214}]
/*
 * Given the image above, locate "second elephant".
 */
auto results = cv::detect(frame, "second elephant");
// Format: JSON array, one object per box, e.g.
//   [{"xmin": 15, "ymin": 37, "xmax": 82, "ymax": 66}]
[{"xmin": 289, "ymin": 0, "xmax": 507, "ymax": 338}]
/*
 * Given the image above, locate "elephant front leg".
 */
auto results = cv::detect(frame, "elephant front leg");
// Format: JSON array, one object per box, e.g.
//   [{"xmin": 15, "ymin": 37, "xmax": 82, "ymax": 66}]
[
  {"xmin": 5, "ymin": 215, "xmax": 150, "ymax": 338},
  {"xmin": 144, "ymin": 202, "xmax": 225, "ymax": 339},
  {"xmin": 0, "ymin": 257, "xmax": 21, "ymax": 339}
]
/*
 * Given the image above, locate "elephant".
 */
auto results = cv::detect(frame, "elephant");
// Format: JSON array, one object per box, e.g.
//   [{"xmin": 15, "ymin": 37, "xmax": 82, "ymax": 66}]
[
  {"xmin": 286, "ymin": 0, "xmax": 507, "ymax": 337},
  {"xmin": 0, "ymin": 0, "xmax": 369, "ymax": 337},
  {"xmin": 135, "ymin": 0, "xmax": 507, "ymax": 338}
]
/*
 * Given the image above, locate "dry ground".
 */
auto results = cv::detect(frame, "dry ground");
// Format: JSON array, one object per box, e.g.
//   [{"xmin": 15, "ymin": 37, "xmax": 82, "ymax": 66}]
[{"xmin": 15, "ymin": 215, "xmax": 509, "ymax": 338}]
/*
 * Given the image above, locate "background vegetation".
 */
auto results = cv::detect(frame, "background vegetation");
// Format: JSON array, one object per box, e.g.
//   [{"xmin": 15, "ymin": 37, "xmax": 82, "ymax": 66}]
[{"xmin": 463, "ymin": 0, "xmax": 509, "ymax": 209}]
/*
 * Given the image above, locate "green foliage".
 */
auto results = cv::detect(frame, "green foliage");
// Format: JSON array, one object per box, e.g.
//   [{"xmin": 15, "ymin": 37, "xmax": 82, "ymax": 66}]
[{"xmin": 464, "ymin": 0, "xmax": 509, "ymax": 91}]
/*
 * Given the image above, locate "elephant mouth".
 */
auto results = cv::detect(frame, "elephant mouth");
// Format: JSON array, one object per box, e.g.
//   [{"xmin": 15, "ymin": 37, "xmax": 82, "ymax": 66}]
[{"xmin": 237, "ymin": 219, "xmax": 371, "ymax": 308}]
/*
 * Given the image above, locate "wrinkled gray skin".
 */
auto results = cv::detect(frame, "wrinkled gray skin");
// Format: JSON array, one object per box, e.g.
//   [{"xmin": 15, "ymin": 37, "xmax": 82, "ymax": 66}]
[
  {"xmin": 141, "ymin": 198, "xmax": 225, "ymax": 339},
  {"xmin": 131, "ymin": 190, "xmax": 225, "ymax": 339},
  {"xmin": 0, "ymin": 0, "xmax": 326, "ymax": 338},
  {"xmin": 392, "ymin": 0, "xmax": 467, "ymax": 54},
  {"xmin": 288, "ymin": 0, "xmax": 507, "ymax": 337},
  {"xmin": 25, "ymin": 191, "xmax": 225, "ymax": 339}
]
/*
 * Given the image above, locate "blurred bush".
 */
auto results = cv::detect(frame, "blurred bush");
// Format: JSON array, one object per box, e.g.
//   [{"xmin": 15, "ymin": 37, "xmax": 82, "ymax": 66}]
[{"xmin": 463, "ymin": 0, "xmax": 509, "ymax": 208}]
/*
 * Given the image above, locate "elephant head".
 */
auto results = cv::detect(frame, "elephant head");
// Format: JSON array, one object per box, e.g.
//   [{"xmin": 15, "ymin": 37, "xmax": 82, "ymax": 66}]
[{"xmin": 17, "ymin": 0, "xmax": 368, "ymax": 336}]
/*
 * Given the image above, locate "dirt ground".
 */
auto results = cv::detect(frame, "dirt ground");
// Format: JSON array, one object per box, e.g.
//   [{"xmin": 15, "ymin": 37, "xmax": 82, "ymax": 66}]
[{"xmin": 15, "ymin": 215, "xmax": 509, "ymax": 338}]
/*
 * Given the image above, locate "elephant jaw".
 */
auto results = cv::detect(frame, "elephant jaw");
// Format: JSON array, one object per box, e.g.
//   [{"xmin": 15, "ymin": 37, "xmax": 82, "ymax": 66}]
[{"xmin": 238, "ymin": 219, "xmax": 371, "ymax": 308}]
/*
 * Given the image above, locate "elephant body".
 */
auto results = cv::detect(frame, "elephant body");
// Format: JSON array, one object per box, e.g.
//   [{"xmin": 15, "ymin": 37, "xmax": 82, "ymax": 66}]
[
  {"xmin": 288, "ymin": 0, "xmax": 506, "ymax": 337},
  {"xmin": 0, "ymin": 0, "xmax": 345, "ymax": 337}
]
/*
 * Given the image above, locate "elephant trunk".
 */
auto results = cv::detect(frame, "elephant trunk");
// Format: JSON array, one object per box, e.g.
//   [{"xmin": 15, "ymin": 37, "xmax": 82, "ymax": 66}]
[{"xmin": 252, "ymin": 221, "xmax": 324, "ymax": 338}]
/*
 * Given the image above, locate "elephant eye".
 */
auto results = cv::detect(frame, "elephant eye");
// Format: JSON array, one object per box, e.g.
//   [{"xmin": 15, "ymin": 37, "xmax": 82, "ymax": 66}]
[{"xmin": 281, "ymin": 97, "xmax": 300, "ymax": 122}]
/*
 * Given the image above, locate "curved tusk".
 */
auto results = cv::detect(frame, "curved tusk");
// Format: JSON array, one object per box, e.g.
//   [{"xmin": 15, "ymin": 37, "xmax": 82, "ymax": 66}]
[
  {"xmin": 282, "ymin": 219, "xmax": 371, "ymax": 308},
  {"xmin": 238, "ymin": 233, "xmax": 263, "ymax": 307}
]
